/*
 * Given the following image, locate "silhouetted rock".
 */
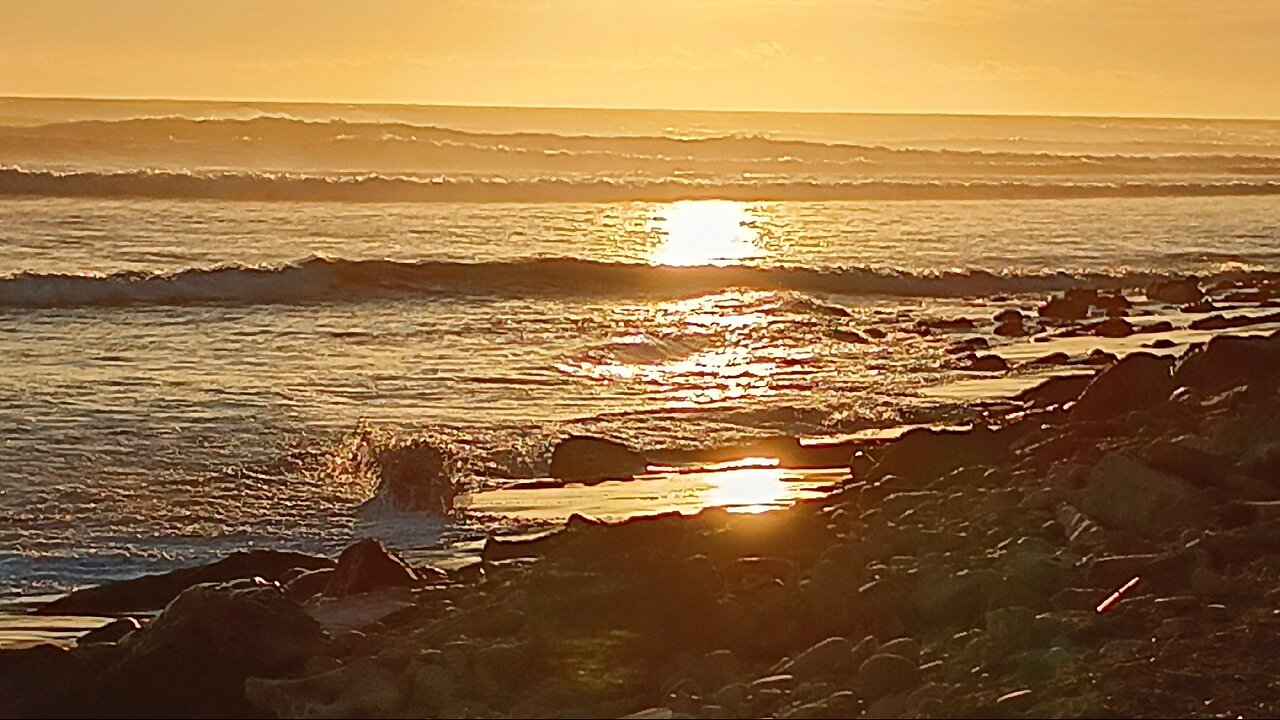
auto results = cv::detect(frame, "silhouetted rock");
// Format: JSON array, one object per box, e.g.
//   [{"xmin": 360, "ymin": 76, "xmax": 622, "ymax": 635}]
[
  {"xmin": 1071, "ymin": 352, "xmax": 1174, "ymax": 421},
  {"xmin": 1172, "ymin": 335, "xmax": 1280, "ymax": 395},
  {"xmin": 78, "ymin": 616, "xmax": 142, "ymax": 645},
  {"xmin": 370, "ymin": 442, "xmax": 456, "ymax": 513},
  {"xmin": 37, "ymin": 549, "xmax": 334, "ymax": 615},
  {"xmin": 857, "ymin": 653, "xmax": 920, "ymax": 699},
  {"xmin": 863, "ymin": 426, "xmax": 1008, "ymax": 486},
  {"xmin": 965, "ymin": 354, "xmax": 1009, "ymax": 372},
  {"xmin": 549, "ymin": 435, "xmax": 648, "ymax": 481},
  {"xmin": 326, "ymin": 539, "xmax": 421, "ymax": 597},
  {"xmin": 1092, "ymin": 317, "xmax": 1134, "ymax": 338},
  {"xmin": 1148, "ymin": 277, "xmax": 1202, "ymax": 305},
  {"xmin": 1039, "ymin": 290, "xmax": 1094, "ymax": 321}
]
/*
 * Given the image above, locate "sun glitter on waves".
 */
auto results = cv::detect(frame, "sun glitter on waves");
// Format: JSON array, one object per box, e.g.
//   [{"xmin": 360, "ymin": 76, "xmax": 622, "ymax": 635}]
[
  {"xmin": 649, "ymin": 200, "xmax": 765, "ymax": 266},
  {"xmin": 700, "ymin": 459, "xmax": 790, "ymax": 514}
]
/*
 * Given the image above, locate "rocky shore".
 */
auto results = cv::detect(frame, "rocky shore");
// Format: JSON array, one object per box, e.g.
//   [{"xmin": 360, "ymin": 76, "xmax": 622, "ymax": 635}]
[{"xmin": 6, "ymin": 298, "xmax": 1280, "ymax": 717}]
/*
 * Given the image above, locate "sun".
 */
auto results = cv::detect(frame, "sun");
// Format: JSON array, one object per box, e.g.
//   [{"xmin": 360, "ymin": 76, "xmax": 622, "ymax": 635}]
[{"xmin": 650, "ymin": 200, "xmax": 765, "ymax": 266}]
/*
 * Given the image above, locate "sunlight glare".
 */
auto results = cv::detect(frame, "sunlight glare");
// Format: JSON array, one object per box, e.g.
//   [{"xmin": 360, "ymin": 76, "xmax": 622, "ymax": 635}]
[
  {"xmin": 702, "ymin": 461, "xmax": 789, "ymax": 513},
  {"xmin": 650, "ymin": 200, "xmax": 764, "ymax": 266}
]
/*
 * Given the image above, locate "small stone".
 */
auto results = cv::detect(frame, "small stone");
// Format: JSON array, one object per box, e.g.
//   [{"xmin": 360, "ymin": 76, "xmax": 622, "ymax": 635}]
[{"xmin": 857, "ymin": 653, "xmax": 921, "ymax": 700}]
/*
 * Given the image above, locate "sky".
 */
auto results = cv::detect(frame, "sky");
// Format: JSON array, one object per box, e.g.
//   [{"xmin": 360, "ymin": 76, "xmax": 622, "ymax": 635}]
[{"xmin": 2, "ymin": 0, "xmax": 1278, "ymax": 118}]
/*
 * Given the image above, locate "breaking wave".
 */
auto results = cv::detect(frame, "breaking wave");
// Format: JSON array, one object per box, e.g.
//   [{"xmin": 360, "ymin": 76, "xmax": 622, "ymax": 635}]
[
  {"xmin": 4, "ymin": 166, "xmax": 1280, "ymax": 204},
  {"xmin": 2, "ymin": 256, "xmax": 1273, "ymax": 309}
]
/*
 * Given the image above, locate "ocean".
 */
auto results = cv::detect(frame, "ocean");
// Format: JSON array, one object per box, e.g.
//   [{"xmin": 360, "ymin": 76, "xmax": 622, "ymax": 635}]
[{"xmin": 2, "ymin": 96, "xmax": 1279, "ymax": 596}]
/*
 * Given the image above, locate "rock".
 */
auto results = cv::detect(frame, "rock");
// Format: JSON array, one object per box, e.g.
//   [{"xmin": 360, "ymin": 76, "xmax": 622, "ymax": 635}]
[
  {"xmin": 1039, "ymin": 290, "xmax": 1094, "ymax": 321},
  {"xmin": 857, "ymin": 653, "xmax": 920, "ymax": 700},
  {"xmin": 833, "ymin": 328, "xmax": 869, "ymax": 343},
  {"xmin": 77, "ymin": 616, "xmax": 142, "ymax": 645},
  {"xmin": 877, "ymin": 637, "xmax": 922, "ymax": 664},
  {"xmin": 99, "ymin": 583, "xmax": 329, "ymax": 717},
  {"xmin": 369, "ymin": 442, "xmax": 456, "ymax": 513},
  {"xmin": 549, "ymin": 435, "xmax": 648, "ymax": 481},
  {"xmin": 0, "ymin": 643, "xmax": 106, "ymax": 716},
  {"xmin": 1144, "ymin": 338, "xmax": 1177, "ymax": 349},
  {"xmin": 37, "ymin": 549, "xmax": 334, "ymax": 615},
  {"xmin": 1171, "ymin": 335, "xmax": 1280, "ymax": 395},
  {"xmin": 994, "ymin": 309, "xmax": 1024, "ymax": 324},
  {"xmin": 1026, "ymin": 352, "xmax": 1070, "ymax": 366},
  {"xmin": 326, "ymin": 539, "xmax": 420, "ymax": 596},
  {"xmin": 994, "ymin": 319, "xmax": 1027, "ymax": 337},
  {"xmin": 1137, "ymin": 320, "xmax": 1175, "ymax": 334},
  {"xmin": 286, "ymin": 567, "xmax": 337, "ymax": 599},
  {"xmin": 1094, "ymin": 292, "xmax": 1132, "ymax": 317},
  {"xmin": 1092, "ymin": 317, "xmax": 1134, "ymax": 338},
  {"xmin": 1015, "ymin": 374, "xmax": 1091, "ymax": 408},
  {"xmin": 784, "ymin": 636, "xmax": 852, "ymax": 679},
  {"xmin": 966, "ymin": 355, "xmax": 1009, "ymax": 372},
  {"xmin": 1071, "ymin": 353, "xmax": 1174, "ymax": 421},
  {"xmin": 864, "ymin": 426, "xmax": 1009, "ymax": 487},
  {"xmin": 1148, "ymin": 278, "xmax": 1202, "ymax": 305},
  {"xmin": 919, "ymin": 317, "xmax": 977, "ymax": 332},
  {"xmin": 1083, "ymin": 349, "xmax": 1118, "ymax": 365},
  {"xmin": 247, "ymin": 656, "xmax": 404, "ymax": 718},
  {"xmin": 1082, "ymin": 453, "xmax": 1206, "ymax": 534}
]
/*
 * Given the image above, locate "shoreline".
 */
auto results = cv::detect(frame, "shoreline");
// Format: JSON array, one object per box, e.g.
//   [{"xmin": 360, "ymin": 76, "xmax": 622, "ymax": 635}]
[{"xmin": 6, "ymin": 274, "xmax": 1280, "ymax": 716}]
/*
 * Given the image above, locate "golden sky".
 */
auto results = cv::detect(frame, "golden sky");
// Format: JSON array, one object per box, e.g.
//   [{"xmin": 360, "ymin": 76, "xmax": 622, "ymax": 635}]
[{"xmin": 3, "ymin": 0, "xmax": 1278, "ymax": 117}]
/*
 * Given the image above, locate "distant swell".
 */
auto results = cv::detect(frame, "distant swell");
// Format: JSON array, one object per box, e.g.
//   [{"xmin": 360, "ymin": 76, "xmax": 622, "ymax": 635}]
[
  {"xmin": 3, "ymin": 257, "xmax": 1274, "ymax": 309},
  {"xmin": 4, "ymin": 167, "xmax": 1280, "ymax": 203}
]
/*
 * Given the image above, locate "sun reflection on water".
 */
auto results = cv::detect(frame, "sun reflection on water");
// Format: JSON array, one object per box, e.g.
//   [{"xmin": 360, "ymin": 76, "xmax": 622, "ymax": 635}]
[
  {"xmin": 701, "ymin": 460, "xmax": 789, "ymax": 513},
  {"xmin": 650, "ymin": 200, "xmax": 765, "ymax": 266}
]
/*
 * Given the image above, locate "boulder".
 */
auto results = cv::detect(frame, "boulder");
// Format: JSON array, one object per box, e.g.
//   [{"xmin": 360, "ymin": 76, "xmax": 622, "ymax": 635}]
[
  {"xmin": 98, "ymin": 583, "xmax": 329, "ymax": 717},
  {"xmin": 1171, "ymin": 335, "xmax": 1280, "ymax": 395},
  {"xmin": 37, "ymin": 549, "xmax": 334, "ymax": 615},
  {"xmin": 1026, "ymin": 352, "xmax": 1070, "ymax": 366},
  {"xmin": 549, "ymin": 435, "xmax": 648, "ymax": 481},
  {"xmin": 1071, "ymin": 353, "xmax": 1175, "ymax": 421},
  {"xmin": 863, "ymin": 426, "xmax": 1009, "ymax": 487},
  {"xmin": 370, "ymin": 442, "xmax": 456, "ymax": 513},
  {"xmin": 1082, "ymin": 453, "xmax": 1206, "ymax": 534},
  {"xmin": 1147, "ymin": 277, "xmax": 1202, "ymax": 305},
  {"xmin": 326, "ymin": 539, "xmax": 421, "ymax": 597}
]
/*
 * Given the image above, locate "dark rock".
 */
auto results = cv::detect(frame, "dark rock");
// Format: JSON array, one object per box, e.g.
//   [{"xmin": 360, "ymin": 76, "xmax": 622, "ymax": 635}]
[
  {"xmin": 1148, "ymin": 278, "xmax": 1202, "ymax": 305},
  {"xmin": 326, "ymin": 539, "xmax": 420, "ymax": 596},
  {"xmin": 1026, "ymin": 352, "xmax": 1070, "ymax": 366},
  {"xmin": 1082, "ymin": 453, "xmax": 1205, "ymax": 534},
  {"xmin": 1137, "ymin": 320, "xmax": 1175, "ymax": 334},
  {"xmin": 1039, "ymin": 290, "xmax": 1094, "ymax": 321},
  {"xmin": 783, "ymin": 636, "xmax": 853, "ymax": 680},
  {"xmin": 833, "ymin": 328, "xmax": 869, "ymax": 343},
  {"xmin": 285, "ymin": 567, "xmax": 337, "ymax": 600},
  {"xmin": 78, "ymin": 616, "xmax": 143, "ymax": 645},
  {"xmin": 994, "ymin": 319, "xmax": 1027, "ymax": 337},
  {"xmin": 1143, "ymin": 338, "xmax": 1177, "ymax": 349},
  {"xmin": 1172, "ymin": 335, "xmax": 1280, "ymax": 395},
  {"xmin": 1071, "ymin": 353, "xmax": 1175, "ymax": 421},
  {"xmin": 857, "ymin": 653, "xmax": 920, "ymax": 700},
  {"xmin": 369, "ymin": 442, "xmax": 456, "ymax": 513},
  {"xmin": 863, "ymin": 426, "xmax": 1009, "ymax": 487},
  {"xmin": 0, "ymin": 643, "xmax": 107, "ymax": 716},
  {"xmin": 1094, "ymin": 292, "xmax": 1132, "ymax": 317},
  {"xmin": 38, "ymin": 549, "xmax": 334, "ymax": 615},
  {"xmin": 965, "ymin": 355, "xmax": 1009, "ymax": 372},
  {"xmin": 98, "ymin": 583, "xmax": 329, "ymax": 717},
  {"xmin": 918, "ymin": 317, "xmax": 977, "ymax": 332},
  {"xmin": 1014, "ymin": 372, "xmax": 1090, "ymax": 408},
  {"xmin": 549, "ymin": 435, "xmax": 648, "ymax": 481},
  {"xmin": 1092, "ymin": 317, "xmax": 1134, "ymax": 338},
  {"xmin": 1083, "ymin": 349, "xmax": 1118, "ymax": 365},
  {"xmin": 994, "ymin": 309, "xmax": 1024, "ymax": 324}
]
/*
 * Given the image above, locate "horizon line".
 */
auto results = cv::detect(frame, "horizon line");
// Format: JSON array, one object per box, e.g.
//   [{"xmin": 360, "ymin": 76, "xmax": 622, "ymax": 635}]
[{"xmin": 3, "ymin": 93, "xmax": 1279, "ymax": 124}]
